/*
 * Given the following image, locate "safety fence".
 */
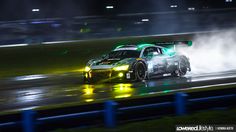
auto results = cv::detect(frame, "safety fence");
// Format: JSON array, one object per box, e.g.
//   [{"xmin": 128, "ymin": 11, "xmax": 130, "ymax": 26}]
[{"xmin": 0, "ymin": 91, "xmax": 236, "ymax": 132}]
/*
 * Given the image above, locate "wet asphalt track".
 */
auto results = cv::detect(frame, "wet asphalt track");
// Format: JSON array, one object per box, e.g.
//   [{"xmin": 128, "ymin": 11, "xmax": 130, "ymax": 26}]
[{"xmin": 1, "ymin": 70, "xmax": 236, "ymax": 112}]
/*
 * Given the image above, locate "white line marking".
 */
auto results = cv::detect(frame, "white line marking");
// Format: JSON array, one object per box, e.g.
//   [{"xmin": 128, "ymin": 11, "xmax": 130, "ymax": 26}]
[
  {"xmin": 181, "ymin": 82, "xmax": 236, "ymax": 91},
  {"xmin": 42, "ymin": 40, "xmax": 79, "ymax": 45},
  {"xmin": 0, "ymin": 44, "xmax": 28, "ymax": 48},
  {"xmin": 14, "ymin": 74, "xmax": 48, "ymax": 81},
  {"xmin": 152, "ymin": 82, "xmax": 236, "ymax": 95},
  {"xmin": 191, "ymin": 75, "xmax": 236, "ymax": 82}
]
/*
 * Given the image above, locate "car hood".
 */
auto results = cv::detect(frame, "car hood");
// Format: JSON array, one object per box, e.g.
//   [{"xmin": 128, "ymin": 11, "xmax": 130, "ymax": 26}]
[{"xmin": 88, "ymin": 58, "xmax": 136, "ymax": 69}]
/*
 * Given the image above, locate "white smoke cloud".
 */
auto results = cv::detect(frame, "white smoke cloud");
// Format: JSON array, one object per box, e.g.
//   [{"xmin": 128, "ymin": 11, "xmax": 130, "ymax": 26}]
[{"xmin": 178, "ymin": 30, "xmax": 236, "ymax": 74}]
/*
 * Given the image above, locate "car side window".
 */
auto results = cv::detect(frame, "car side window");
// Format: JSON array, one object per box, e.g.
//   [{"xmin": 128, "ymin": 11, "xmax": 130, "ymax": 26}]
[{"xmin": 143, "ymin": 47, "xmax": 159, "ymax": 58}]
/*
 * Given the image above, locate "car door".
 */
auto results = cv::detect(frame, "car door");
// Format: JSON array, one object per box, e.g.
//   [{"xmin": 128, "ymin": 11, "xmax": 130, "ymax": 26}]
[
  {"xmin": 142, "ymin": 47, "xmax": 166, "ymax": 75},
  {"xmin": 160, "ymin": 47, "xmax": 178, "ymax": 73}
]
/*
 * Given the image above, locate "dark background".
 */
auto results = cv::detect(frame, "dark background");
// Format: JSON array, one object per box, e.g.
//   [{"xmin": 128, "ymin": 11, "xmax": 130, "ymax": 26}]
[
  {"xmin": 0, "ymin": 0, "xmax": 236, "ymax": 21},
  {"xmin": 0, "ymin": 0, "xmax": 236, "ymax": 45}
]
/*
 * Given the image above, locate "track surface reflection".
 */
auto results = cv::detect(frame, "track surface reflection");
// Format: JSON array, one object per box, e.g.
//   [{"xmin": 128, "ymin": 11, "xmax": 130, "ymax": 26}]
[{"xmin": 1, "ymin": 70, "xmax": 236, "ymax": 112}]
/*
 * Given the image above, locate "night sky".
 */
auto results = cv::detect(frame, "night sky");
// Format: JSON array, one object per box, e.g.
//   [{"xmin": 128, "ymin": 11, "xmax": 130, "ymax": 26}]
[{"xmin": 0, "ymin": 0, "xmax": 235, "ymax": 21}]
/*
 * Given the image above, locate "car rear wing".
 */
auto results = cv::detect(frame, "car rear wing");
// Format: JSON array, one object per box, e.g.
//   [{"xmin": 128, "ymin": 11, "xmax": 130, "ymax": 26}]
[
  {"xmin": 154, "ymin": 41, "xmax": 192, "ymax": 47},
  {"xmin": 154, "ymin": 41, "xmax": 192, "ymax": 56}
]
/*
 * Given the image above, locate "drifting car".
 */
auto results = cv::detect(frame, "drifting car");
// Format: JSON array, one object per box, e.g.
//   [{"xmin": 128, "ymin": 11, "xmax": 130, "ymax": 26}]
[{"xmin": 83, "ymin": 42, "xmax": 191, "ymax": 83}]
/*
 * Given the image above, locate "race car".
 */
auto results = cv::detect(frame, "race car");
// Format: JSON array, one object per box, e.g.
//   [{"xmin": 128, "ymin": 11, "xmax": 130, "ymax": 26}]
[{"xmin": 83, "ymin": 42, "xmax": 191, "ymax": 83}]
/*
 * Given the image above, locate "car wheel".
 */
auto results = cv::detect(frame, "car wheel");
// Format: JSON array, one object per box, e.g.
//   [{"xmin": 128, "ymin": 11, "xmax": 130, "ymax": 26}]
[
  {"xmin": 83, "ymin": 74, "xmax": 90, "ymax": 84},
  {"xmin": 172, "ymin": 58, "xmax": 187, "ymax": 77},
  {"xmin": 83, "ymin": 76, "xmax": 88, "ymax": 83},
  {"xmin": 135, "ymin": 62, "xmax": 147, "ymax": 81},
  {"xmin": 179, "ymin": 58, "xmax": 188, "ymax": 76}
]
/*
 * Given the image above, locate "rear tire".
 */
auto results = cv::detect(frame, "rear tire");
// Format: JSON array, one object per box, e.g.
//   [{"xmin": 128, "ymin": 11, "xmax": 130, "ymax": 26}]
[
  {"xmin": 134, "ymin": 62, "xmax": 147, "ymax": 81},
  {"xmin": 172, "ymin": 58, "xmax": 188, "ymax": 77},
  {"xmin": 179, "ymin": 58, "xmax": 188, "ymax": 76}
]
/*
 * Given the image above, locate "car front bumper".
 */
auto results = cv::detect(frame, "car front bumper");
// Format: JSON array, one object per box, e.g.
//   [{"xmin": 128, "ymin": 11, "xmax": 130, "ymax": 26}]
[{"xmin": 83, "ymin": 69, "xmax": 136, "ymax": 83}]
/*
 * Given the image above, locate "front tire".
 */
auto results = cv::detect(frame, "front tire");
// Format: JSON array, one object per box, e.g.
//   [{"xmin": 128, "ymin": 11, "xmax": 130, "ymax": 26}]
[
  {"xmin": 134, "ymin": 62, "xmax": 147, "ymax": 81},
  {"xmin": 83, "ymin": 76, "xmax": 90, "ymax": 84}
]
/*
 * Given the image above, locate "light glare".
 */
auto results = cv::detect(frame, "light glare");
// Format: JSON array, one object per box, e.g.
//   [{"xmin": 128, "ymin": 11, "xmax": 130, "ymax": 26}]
[
  {"xmin": 113, "ymin": 65, "xmax": 129, "ymax": 71},
  {"xmin": 84, "ymin": 66, "xmax": 91, "ymax": 72},
  {"xmin": 141, "ymin": 19, "xmax": 149, "ymax": 22},
  {"xmin": 32, "ymin": 9, "xmax": 40, "ymax": 12},
  {"xmin": 106, "ymin": 6, "xmax": 114, "ymax": 9},
  {"xmin": 118, "ymin": 72, "xmax": 124, "ymax": 78}
]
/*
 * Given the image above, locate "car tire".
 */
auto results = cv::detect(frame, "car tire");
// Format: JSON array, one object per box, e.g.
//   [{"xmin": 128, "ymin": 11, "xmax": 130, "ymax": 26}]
[
  {"xmin": 172, "ymin": 58, "xmax": 188, "ymax": 77},
  {"xmin": 134, "ymin": 61, "xmax": 147, "ymax": 81},
  {"xmin": 83, "ymin": 74, "xmax": 91, "ymax": 84},
  {"xmin": 83, "ymin": 76, "xmax": 88, "ymax": 83}
]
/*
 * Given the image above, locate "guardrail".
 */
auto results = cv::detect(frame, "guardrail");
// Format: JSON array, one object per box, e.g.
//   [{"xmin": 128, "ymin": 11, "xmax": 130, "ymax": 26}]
[{"xmin": 0, "ymin": 91, "xmax": 236, "ymax": 132}]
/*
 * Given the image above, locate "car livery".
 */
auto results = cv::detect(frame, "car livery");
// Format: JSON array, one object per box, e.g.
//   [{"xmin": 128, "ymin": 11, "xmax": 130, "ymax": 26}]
[{"xmin": 83, "ymin": 42, "xmax": 191, "ymax": 83}]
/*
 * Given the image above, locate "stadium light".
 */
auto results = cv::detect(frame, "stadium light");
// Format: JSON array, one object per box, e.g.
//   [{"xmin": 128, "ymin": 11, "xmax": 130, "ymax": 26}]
[
  {"xmin": 225, "ymin": 0, "xmax": 232, "ymax": 2},
  {"xmin": 188, "ymin": 7, "xmax": 195, "ymax": 11},
  {"xmin": 170, "ymin": 5, "xmax": 178, "ymax": 8},
  {"xmin": 141, "ymin": 19, "xmax": 149, "ymax": 22},
  {"xmin": 106, "ymin": 5, "xmax": 114, "ymax": 9},
  {"xmin": 32, "ymin": 9, "xmax": 40, "ymax": 12}
]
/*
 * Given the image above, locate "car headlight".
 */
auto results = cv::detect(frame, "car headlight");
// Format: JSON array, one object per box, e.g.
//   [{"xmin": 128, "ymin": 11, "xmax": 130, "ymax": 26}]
[
  {"xmin": 84, "ymin": 66, "xmax": 91, "ymax": 72},
  {"xmin": 113, "ymin": 65, "xmax": 129, "ymax": 71}
]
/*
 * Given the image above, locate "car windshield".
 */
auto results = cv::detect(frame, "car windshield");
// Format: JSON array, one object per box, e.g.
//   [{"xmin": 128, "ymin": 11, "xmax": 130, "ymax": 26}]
[{"xmin": 106, "ymin": 50, "xmax": 140, "ymax": 59}]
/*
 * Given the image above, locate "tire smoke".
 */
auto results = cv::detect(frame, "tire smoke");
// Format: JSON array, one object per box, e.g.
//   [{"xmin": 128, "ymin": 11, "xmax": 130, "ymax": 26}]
[{"xmin": 178, "ymin": 30, "xmax": 236, "ymax": 74}]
